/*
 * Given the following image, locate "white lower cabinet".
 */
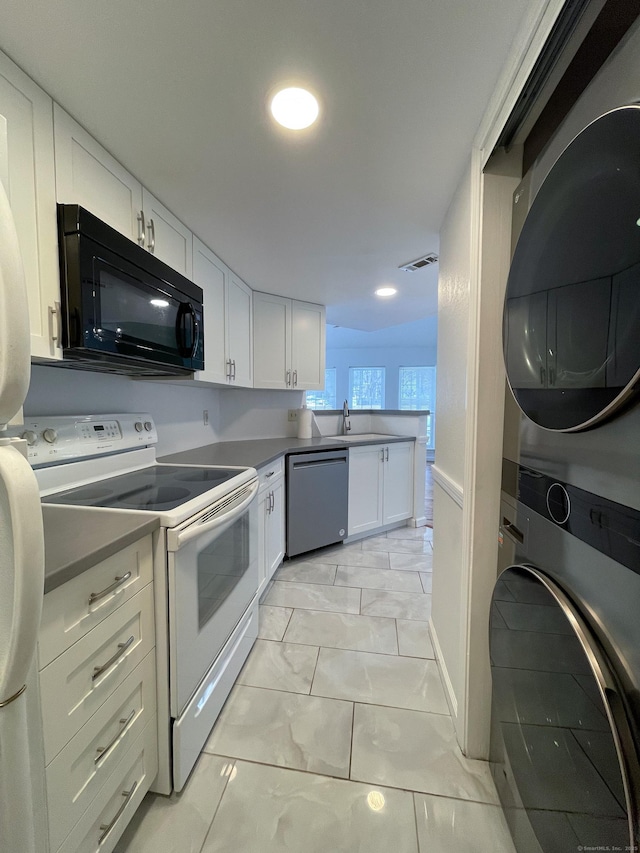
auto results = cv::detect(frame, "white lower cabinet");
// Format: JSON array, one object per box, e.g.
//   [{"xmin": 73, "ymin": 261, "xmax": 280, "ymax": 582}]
[
  {"xmin": 348, "ymin": 442, "xmax": 414, "ymax": 536},
  {"xmin": 257, "ymin": 458, "xmax": 285, "ymax": 592},
  {"xmin": 38, "ymin": 534, "xmax": 158, "ymax": 853}
]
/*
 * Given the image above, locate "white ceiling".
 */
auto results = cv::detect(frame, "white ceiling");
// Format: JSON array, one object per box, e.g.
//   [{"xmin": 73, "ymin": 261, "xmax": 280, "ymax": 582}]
[{"xmin": 0, "ymin": 0, "xmax": 531, "ymax": 331}]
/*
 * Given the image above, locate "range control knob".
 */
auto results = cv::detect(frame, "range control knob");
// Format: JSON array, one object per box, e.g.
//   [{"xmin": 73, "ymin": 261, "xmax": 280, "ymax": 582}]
[
  {"xmin": 42, "ymin": 428, "xmax": 58, "ymax": 444},
  {"xmin": 134, "ymin": 421, "xmax": 144, "ymax": 432},
  {"xmin": 144, "ymin": 421, "xmax": 153, "ymax": 431},
  {"xmin": 21, "ymin": 430, "xmax": 38, "ymax": 446}
]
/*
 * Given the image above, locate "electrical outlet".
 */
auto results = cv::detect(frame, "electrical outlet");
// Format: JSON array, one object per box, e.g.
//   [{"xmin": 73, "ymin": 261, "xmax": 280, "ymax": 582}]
[
  {"xmin": 288, "ymin": 409, "xmax": 298, "ymax": 422},
  {"xmin": 203, "ymin": 409, "xmax": 209, "ymax": 426}
]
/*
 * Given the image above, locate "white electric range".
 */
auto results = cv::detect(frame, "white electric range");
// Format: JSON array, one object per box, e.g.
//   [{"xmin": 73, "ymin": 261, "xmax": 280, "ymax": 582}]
[{"xmin": 14, "ymin": 413, "xmax": 259, "ymax": 793}]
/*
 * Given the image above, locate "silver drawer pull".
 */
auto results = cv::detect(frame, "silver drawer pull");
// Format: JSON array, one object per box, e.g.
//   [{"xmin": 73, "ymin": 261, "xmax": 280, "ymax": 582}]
[
  {"xmin": 89, "ymin": 572, "xmax": 132, "ymax": 606},
  {"xmin": 98, "ymin": 780, "xmax": 138, "ymax": 845},
  {"xmin": 265, "ymin": 471, "xmax": 275, "ymax": 478},
  {"xmin": 95, "ymin": 709, "xmax": 136, "ymax": 766},
  {"xmin": 92, "ymin": 636, "xmax": 135, "ymax": 682}
]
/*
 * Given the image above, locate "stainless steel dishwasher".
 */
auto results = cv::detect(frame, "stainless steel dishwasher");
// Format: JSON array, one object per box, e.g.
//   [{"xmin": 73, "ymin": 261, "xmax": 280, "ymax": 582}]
[{"xmin": 286, "ymin": 449, "xmax": 349, "ymax": 557}]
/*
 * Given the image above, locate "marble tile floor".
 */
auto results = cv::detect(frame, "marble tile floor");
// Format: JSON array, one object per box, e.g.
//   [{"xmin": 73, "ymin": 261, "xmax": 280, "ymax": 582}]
[{"xmin": 116, "ymin": 527, "xmax": 514, "ymax": 853}]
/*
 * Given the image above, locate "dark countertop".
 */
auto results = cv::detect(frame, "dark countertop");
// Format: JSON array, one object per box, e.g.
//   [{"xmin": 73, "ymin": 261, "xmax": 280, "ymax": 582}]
[
  {"xmin": 160, "ymin": 434, "xmax": 416, "ymax": 469},
  {"xmin": 42, "ymin": 504, "xmax": 159, "ymax": 594}
]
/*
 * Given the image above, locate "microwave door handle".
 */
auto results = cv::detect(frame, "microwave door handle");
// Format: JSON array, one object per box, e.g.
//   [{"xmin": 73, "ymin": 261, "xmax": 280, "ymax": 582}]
[
  {"xmin": 175, "ymin": 302, "xmax": 196, "ymax": 358},
  {"xmin": 189, "ymin": 305, "xmax": 199, "ymax": 359},
  {"xmin": 167, "ymin": 480, "xmax": 259, "ymax": 551}
]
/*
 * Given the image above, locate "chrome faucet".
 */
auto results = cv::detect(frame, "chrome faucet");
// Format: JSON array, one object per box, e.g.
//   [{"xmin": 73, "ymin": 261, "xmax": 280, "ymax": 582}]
[{"xmin": 342, "ymin": 399, "xmax": 351, "ymax": 435}]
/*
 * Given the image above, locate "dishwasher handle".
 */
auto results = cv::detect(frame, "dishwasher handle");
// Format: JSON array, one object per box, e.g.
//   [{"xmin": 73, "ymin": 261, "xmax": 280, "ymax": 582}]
[{"xmin": 291, "ymin": 458, "xmax": 347, "ymax": 471}]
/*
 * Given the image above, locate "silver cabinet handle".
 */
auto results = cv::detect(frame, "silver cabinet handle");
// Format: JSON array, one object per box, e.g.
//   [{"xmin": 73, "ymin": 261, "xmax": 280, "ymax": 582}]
[
  {"xmin": 226, "ymin": 359, "xmax": 232, "ymax": 380},
  {"xmin": 232, "ymin": 359, "xmax": 237, "ymax": 380},
  {"xmin": 98, "ymin": 780, "xmax": 138, "ymax": 845},
  {"xmin": 265, "ymin": 471, "xmax": 275, "ymax": 478},
  {"xmin": 270, "ymin": 491, "xmax": 275, "ymax": 513},
  {"xmin": 92, "ymin": 635, "xmax": 135, "ymax": 682},
  {"xmin": 137, "ymin": 210, "xmax": 145, "ymax": 247},
  {"xmin": 286, "ymin": 369, "xmax": 291, "ymax": 386},
  {"xmin": 385, "ymin": 447, "xmax": 389, "ymax": 462},
  {"xmin": 89, "ymin": 572, "xmax": 132, "ymax": 606},
  {"xmin": 49, "ymin": 301, "xmax": 62, "ymax": 345},
  {"xmin": 147, "ymin": 217, "xmax": 156, "ymax": 253},
  {"xmin": 95, "ymin": 709, "xmax": 136, "ymax": 766},
  {"xmin": 380, "ymin": 448, "xmax": 385, "ymax": 462},
  {"xmin": 293, "ymin": 369, "xmax": 298, "ymax": 387}
]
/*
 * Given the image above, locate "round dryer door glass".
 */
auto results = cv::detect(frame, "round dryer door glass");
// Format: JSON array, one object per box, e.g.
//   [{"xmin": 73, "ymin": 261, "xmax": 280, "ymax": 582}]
[
  {"xmin": 503, "ymin": 105, "xmax": 640, "ymax": 431},
  {"xmin": 490, "ymin": 566, "xmax": 635, "ymax": 852}
]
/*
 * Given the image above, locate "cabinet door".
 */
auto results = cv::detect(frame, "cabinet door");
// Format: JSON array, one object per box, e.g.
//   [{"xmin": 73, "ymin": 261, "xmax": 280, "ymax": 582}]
[
  {"xmin": 227, "ymin": 273, "xmax": 253, "ymax": 387},
  {"xmin": 0, "ymin": 53, "xmax": 61, "ymax": 360},
  {"xmin": 257, "ymin": 488, "xmax": 268, "ymax": 595},
  {"xmin": 383, "ymin": 442, "xmax": 414, "ymax": 524},
  {"xmin": 253, "ymin": 292, "xmax": 290, "ymax": 389},
  {"xmin": 142, "ymin": 188, "xmax": 192, "ymax": 278},
  {"xmin": 192, "ymin": 237, "xmax": 228, "ymax": 384},
  {"xmin": 54, "ymin": 103, "xmax": 143, "ymax": 242},
  {"xmin": 266, "ymin": 478, "xmax": 285, "ymax": 582},
  {"xmin": 291, "ymin": 300, "xmax": 326, "ymax": 390},
  {"xmin": 348, "ymin": 445, "xmax": 384, "ymax": 536}
]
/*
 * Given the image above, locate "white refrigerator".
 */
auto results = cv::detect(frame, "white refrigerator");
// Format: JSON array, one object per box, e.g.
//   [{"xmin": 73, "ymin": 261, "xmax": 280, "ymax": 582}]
[{"xmin": 0, "ymin": 181, "xmax": 46, "ymax": 849}]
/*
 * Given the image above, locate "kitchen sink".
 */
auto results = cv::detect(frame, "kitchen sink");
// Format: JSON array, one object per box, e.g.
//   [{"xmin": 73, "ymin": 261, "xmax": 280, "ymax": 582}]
[{"xmin": 326, "ymin": 433, "xmax": 393, "ymax": 441}]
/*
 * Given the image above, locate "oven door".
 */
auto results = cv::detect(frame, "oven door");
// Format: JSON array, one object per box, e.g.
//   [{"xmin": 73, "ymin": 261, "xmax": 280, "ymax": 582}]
[{"xmin": 166, "ymin": 479, "xmax": 259, "ymax": 716}]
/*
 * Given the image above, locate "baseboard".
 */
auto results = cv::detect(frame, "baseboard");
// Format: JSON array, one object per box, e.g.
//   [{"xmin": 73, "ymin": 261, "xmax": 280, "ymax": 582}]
[{"xmin": 429, "ymin": 619, "xmax": 458, "ymax": 719}]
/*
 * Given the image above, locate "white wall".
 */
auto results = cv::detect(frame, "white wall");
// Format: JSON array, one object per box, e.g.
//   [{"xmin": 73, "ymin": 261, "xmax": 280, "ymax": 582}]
[
  {"xmin": 217, "ymin": 388, "xmax": 305, "ymax": 440},
  {"xmin": 430, "ymin": 163, "xmax": 471, "ymax": 727}
]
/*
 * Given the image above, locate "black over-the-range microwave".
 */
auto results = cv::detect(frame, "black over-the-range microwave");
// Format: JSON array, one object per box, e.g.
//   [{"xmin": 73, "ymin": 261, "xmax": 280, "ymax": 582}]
[{"xmin": 57, "ymin": 204, "xmax": 204, "ymax": 375}]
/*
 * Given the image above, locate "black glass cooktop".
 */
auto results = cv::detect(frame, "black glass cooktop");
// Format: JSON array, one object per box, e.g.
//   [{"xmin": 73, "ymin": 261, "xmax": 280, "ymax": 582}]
[{"xmin": 43, "ymin": 465, "xmax": 243, "ymax": 511}]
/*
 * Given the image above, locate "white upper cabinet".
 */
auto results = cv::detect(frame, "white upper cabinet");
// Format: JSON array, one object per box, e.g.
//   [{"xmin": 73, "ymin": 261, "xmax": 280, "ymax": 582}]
[
  {"xmin": 0, "ymin": 52, "xmax": 61, "ymax": 360},
  {"xmin": 141, "ymin": 188, "xmax": 192, "ymax": 278},
  {"xmin": 253, "ymin": 293, "xmax": 290, "ymax": 389},
  {"xmin": 192, "ymin": 238, "xmax": 253, "ymax": 387},
  {"xmin": 193, "ymin": 237, "xmax": 228, "ymax": 384},
  {"xmin": 227, "ymin": 273, "xmax": 253, "ymax": 387},
  {"xmin": 54, "ymin": 107, "xmax": 193, "ymax": 277},
  {"xmin": 253, "ymin": 293, "xmax": 325, "ymax": 390},
  {"xmin": 54, "ymin": 103, "xmax": 143, "ymax": 242},
  {"xmin": 291, "ymin": 300, "xmax": 325, "ymax": 390}
]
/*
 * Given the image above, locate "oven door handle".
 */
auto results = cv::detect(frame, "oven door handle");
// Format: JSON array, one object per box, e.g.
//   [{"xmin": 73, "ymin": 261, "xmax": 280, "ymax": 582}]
[{"xmin": 167, "ymin": 480, "xmax": 258, "ymax": 551}]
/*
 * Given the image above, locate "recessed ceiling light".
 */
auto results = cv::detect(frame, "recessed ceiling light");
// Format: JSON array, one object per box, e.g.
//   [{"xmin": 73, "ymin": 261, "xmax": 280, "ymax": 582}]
[
  {"xmin": 270, "ymin": 87, "xmax": 319, "ymax": 130},
  {"xmin": 375, "ymin": 287, "xmax": 397, "ymax": 297}
]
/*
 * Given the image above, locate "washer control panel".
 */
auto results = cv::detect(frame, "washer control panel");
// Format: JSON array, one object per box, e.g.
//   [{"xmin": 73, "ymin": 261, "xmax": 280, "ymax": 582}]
[{"xmin": 6, "ymin": 414, "xmax": 157, "ymax": 465}]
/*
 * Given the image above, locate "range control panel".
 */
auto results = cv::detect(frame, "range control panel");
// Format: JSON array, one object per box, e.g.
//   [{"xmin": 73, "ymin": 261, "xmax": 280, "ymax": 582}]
[{"xmin": 5, "ymin": 413, "xmax": 158, "ymax": 466}]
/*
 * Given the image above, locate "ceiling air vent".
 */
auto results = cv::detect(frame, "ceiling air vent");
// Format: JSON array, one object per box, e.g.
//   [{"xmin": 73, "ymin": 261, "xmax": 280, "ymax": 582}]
[{"xmin": 398, "ymin": 253, "xmax": 439, "ymax": 272}]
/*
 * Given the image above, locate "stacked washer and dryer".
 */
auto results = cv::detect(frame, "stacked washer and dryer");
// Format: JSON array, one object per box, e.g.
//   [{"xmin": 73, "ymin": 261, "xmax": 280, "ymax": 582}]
[{"xmin": 490, "ymin": 76, "xmax": 640, "ymax": 853}]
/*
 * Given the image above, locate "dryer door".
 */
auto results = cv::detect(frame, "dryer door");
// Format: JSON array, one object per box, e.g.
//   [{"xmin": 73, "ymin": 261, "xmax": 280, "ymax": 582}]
[
  {"xmin": 503, "ymin": 105, "xmax": 640, "ymax": 432},
  {"xmin": 490, "ymin": 565, "xmax": 638, "ymax": 853}
]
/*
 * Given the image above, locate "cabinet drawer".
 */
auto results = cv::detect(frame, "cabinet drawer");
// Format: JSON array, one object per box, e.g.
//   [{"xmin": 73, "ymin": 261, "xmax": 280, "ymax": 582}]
[
  {"xmin": 258, "ymin": 457, "xmax": 284, "ymax": 491},
  {"xmin": 40, "ymin": 584, "xmax": 155, "ymax": 763},
  {"xmin": 56, "ymin": 717, "xmax": 157, "ymax": 853},
  {"xmin": 40, "ymin": 535, "xmax": 153, "ymax": 668},
  {"xmin": 46, "ymin": 651, "xmax": 156, "ymax": 852}
]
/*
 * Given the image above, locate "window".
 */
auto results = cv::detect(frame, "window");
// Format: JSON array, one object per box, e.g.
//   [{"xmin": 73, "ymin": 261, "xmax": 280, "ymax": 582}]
[
  {"xmin": 399, "ymin": 366, "xmax": 436, "ymax": 448},
  {"xmin": 306, "ymin": 368, "xmax": 337, "ymax": 409},
  {"xmin": 349, "ymin": 367, "xmax": 385, "ymax": 409}
]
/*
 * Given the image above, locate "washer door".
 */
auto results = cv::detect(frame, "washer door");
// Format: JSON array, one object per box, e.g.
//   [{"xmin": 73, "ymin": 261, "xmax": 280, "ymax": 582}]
[
  {"xmin": 490, "ymin": 565, "xmax": 638, "ymax": 853},
  {"xmin": 503, "ymin": 105, "xmax": 640, "ymax": 431}
]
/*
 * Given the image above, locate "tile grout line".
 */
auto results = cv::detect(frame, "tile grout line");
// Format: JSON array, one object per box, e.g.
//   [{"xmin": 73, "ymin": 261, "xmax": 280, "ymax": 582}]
[
  {"xmin": 196, "ymin": 757, "xmax": 236, "ymax": 853},
  {"xmin": 307, "ymin": 643, "xmax": 322, "ymax": 696},
  {"xmin": 348, "ymin": 701, "xmax": 356, "ymax": 780},
  {"xmin": 412, "ymin": 791, "xmax": 421, "ymax": 852}
]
